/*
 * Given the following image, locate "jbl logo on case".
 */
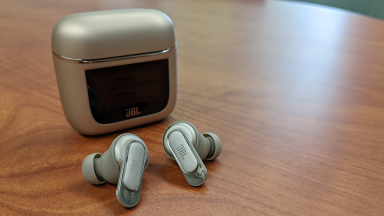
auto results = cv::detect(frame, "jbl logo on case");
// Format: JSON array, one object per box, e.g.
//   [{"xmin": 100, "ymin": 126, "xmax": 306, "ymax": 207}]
[{"xmin": 126, "ymin": 107, "xmax": 141, "ymax": 117}]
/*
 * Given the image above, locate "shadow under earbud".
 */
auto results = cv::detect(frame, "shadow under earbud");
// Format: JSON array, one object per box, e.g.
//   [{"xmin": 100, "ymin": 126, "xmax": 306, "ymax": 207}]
[{"xmin": 203, "ymin": 159, "xmax": 222, "ymax": 172}]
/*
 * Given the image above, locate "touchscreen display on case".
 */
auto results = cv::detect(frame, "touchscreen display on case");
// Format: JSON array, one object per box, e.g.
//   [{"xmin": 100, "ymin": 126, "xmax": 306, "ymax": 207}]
[{"xmin": 85, "ymin": 59, "xmax": 170, "ymax": 124}]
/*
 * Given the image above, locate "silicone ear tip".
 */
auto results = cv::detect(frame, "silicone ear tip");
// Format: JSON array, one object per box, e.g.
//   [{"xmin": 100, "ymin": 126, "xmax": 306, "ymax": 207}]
[
  {"xmin": 203, "ymin": 132, "xmax": 222, "ymax": 161},
  {"xmin": 82, "ymin": 153, "xmax": 106, "ymax": 185}
]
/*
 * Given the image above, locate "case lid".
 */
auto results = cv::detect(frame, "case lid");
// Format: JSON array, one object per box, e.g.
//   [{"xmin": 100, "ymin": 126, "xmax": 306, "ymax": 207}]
[{"xmin": 52, "ymin": 9, "xmax": 176, "ymax": 60}]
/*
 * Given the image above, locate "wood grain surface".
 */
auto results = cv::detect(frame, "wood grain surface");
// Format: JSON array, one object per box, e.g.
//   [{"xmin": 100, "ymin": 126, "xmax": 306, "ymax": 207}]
[{"xmin": 1, "ymin": 0, "xmax": 384, "ymax": 215}]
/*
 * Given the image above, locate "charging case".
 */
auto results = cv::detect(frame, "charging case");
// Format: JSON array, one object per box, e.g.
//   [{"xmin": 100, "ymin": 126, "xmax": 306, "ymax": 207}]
[{"xmin": 52, "ymin": 9, "xmax": 177, "ymax": 135}]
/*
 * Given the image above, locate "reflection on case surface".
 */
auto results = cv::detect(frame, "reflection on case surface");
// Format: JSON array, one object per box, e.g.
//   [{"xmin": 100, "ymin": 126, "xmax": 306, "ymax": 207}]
[{"xmin": 85, "ymin": 59, "xmax": 169, "ymax": 124}]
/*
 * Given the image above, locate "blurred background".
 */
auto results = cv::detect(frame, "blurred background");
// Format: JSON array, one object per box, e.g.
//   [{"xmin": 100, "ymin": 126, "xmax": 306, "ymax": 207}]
[{"xmin": 278, "ymin": 0, "xmax": 384, "ymax": 20}]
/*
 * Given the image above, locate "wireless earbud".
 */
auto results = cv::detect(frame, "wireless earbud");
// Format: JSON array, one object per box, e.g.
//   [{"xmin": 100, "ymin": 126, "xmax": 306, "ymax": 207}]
[
  {"xmin": 82, "ymin": 133, "xmax": 149, "ymax": 208},
  {"xmin": 162, "ymin": 121, "xmax": 222, "ymax": 186}
]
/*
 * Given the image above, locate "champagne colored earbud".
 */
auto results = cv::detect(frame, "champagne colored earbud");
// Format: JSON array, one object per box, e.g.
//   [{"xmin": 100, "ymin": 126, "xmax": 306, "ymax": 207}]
[
  {"xmin": 162, "ymin": 121, "xmax": 222, "ymax": 186},
  {"xmin": 82, "ymin": 133, "xmax": 149, "ymax": 208}
]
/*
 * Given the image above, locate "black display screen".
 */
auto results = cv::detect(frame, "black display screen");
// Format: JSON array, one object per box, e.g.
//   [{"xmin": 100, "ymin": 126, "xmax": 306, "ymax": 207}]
[{"xmin": 85, "ymin": 59, "xmax": 169, "ymax": 124}]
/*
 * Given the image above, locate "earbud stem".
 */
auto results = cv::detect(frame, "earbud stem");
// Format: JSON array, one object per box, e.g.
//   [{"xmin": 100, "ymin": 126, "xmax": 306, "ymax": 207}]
[
  {"xmin": 116, "ymin": 141, "xmax": 147, "ymax": 208},
  {"xmin": 165, "ymin": 129, "xmax": 207, "ymax": 186}
]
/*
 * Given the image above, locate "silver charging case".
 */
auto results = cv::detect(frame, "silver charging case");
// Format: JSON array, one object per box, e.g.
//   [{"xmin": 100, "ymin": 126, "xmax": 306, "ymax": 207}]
[{"xmin": 52, "ymin": 9, "xmax": 177, "ymax": 135}]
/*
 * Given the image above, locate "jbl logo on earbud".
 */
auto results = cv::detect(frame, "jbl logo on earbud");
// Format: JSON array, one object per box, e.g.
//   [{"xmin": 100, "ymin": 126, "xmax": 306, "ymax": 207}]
[
  {"xmin": 130, "ymin": 159, "xmax": 140, "ymax": 174},
  {"xmin": 126, "ymin": 107, "xmax": 141, "ymax": 117},
  {"xmin": 177, "ymin": 144, "xmax": 188, "ymax": 160}
]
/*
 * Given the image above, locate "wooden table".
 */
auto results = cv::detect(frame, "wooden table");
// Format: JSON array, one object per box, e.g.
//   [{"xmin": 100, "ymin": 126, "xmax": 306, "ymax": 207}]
[{"xmin": 1, "ymin": 0, "xmax": 384, "ymax": 215}]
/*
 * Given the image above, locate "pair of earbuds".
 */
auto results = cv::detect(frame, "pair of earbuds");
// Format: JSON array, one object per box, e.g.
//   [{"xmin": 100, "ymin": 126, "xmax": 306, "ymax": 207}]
[{"xmin": 82, "ymin": 121, "xmax": 222, "ymax": 208}]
